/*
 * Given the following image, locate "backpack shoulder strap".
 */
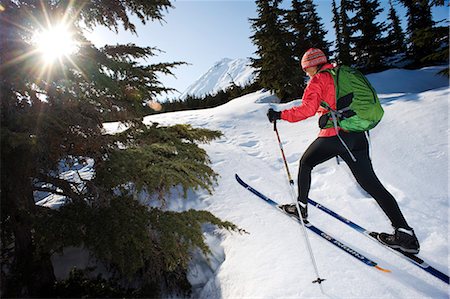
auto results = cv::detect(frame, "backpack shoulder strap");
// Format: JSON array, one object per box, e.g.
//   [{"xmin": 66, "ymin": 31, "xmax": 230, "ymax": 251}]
[
  {"xmin": 319, "ymin": 66, "xmax": 340, "ymax": 109},
  {"xmin": 318, "ymin": 66, "xmax": 338, "ymax": 76}
]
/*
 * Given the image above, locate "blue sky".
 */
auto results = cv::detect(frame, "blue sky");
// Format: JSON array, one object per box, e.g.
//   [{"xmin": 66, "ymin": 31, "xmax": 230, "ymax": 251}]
[{"xmin": 86, "ymin": 0, "xmax": 449, "ymax": 101}]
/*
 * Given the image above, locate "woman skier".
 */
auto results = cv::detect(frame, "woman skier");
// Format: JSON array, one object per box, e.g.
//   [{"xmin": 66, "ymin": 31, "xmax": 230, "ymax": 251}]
[{"xmin": 267, "ymin": 48, "xmax": 420, "ymax": 254}]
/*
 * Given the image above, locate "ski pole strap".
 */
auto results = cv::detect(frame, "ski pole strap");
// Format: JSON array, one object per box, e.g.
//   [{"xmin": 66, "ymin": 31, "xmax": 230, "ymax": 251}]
[
  {"xmin": 365, "ymin": 131, "xmax": 372, "ymax": 161},
  {"xmin": 330, "ymin": 112, "xmax": 357, "ymax": 162},
  {"xmin": 323, "ymin": 102, "xmax": 357, "ymax": 163},
  {"xmin": 320, "ymin": 101, "xmax": 352, "ymax": 120}
]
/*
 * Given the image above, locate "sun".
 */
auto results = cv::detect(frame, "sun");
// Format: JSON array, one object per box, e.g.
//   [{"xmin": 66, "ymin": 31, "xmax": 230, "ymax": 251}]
[{"xmin": 33, "ymin": 23, "xmax": 77, "ymax": 64}]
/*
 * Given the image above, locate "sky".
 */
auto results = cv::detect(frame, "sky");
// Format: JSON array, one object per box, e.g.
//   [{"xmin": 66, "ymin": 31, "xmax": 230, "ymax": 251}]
[{"xmin": 85, "ymin": 0, "xmax": 449, "ymax": 101}]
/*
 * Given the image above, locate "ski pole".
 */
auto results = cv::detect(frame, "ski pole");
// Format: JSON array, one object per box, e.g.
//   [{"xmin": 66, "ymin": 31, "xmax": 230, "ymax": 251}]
[
  {"xmin": 273, "ymin": 120, "xmax": 294, "ymax": 185},
  {"xmin": 273, "ymin": 120, "xmax": 326, "ymax": 291}
]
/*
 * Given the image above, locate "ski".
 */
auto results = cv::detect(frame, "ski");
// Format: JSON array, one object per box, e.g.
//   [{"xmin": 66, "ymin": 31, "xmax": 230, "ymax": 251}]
[
  {"xmin": 307, "ymin": 198, "xmax": 450, "ymax": 285},
  {"xmin": 235, "ymin": 174, "xmax": 390, "ymax": 273}
]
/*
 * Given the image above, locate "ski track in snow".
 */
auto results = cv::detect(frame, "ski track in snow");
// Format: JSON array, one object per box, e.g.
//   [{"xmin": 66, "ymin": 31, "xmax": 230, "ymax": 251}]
[{"xmin": 115, "ymin": 67, "xmax": 450, "ymax": 298}]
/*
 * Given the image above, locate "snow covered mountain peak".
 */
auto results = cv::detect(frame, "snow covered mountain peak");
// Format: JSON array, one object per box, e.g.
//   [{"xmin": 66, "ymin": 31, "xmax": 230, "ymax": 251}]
[{"xmin": 179, "ymin": 57, "xmax": 256, "ymax": 99}]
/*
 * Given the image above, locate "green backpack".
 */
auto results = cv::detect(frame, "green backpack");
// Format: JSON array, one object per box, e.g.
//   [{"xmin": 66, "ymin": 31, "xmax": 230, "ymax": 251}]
[{"xmin": 320, "ymin": 65, "xmax": 384, "ymax": 132}]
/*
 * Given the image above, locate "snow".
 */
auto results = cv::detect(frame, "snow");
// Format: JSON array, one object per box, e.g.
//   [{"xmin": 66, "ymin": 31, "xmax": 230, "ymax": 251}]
[
  {"xmin": 179, "ymin": 58, "xmax": 256, "ymax": 99},
  {"xmin": 35, "ymin": 158, "xmax": 95, "ymax": 209},
  {"xmin": 141, "ymin": 66, "xmax": 449, "ymax": 298},
  {"xmin": 45, "ymin": 65, "xmax": 449, "ymax": 296}
]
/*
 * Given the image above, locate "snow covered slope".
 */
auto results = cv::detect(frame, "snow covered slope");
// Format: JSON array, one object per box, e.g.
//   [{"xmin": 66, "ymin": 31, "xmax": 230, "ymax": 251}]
[
  {"xmin": 143, "ymin": 66, "xmax": 449, "ymax": 298},
  {"xmin": 179, "ymin": 58, "xmax": 256, "ymax": 99}
]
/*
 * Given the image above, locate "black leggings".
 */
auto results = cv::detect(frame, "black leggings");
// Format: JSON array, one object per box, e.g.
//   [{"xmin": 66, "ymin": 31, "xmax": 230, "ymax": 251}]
[{"xmin": 298, "ymin": 132, "xmax": 410, "ymax": 229}]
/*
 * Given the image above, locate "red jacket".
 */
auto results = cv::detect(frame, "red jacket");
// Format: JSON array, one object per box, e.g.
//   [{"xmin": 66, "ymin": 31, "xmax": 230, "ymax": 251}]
[{"xmin": 281, "ymin": 63, "xmax": 338, "ymax": 137}]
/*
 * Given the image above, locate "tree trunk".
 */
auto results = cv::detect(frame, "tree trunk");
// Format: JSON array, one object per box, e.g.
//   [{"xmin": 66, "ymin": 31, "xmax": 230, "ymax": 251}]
[{"xmin": 2, "ymin": 151, "xmax": 56, "ymax": 297}]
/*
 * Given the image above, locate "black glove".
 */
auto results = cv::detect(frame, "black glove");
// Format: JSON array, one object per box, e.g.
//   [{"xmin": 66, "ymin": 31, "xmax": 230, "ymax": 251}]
[
  {"xmin": 318, "ymin": 113, "xmax": 330, "ymax": 129},
  {"xmin": 267, "ymin": 108, "xmax": 281, "ymax": 123}
]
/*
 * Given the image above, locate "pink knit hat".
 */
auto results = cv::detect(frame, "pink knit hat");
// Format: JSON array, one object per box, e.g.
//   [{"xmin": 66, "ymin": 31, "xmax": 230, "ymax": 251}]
[{"xmin": 301, "ymin": 48, "xmax": 327, "ymax": 70}]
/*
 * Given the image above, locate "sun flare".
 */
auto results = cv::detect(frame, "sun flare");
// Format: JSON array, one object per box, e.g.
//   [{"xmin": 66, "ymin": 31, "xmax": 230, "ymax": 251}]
[{"xmin": 33, "ymin": 23, "xmax": 77, "ymax": 64}]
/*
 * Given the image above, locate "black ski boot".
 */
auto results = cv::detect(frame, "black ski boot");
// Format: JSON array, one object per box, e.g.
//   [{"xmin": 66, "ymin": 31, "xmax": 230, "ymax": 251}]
[
  {"xmin": 377, "ymin": 228, "xmax": 420, "ymax": 254},
  {"xmin": 279, "ymin": 202, "xmax": 308, "ymax": 221}
]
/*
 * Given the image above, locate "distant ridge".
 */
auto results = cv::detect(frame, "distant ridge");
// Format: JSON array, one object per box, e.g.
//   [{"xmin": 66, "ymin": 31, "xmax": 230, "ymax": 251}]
[{"xmin": 180, "ymin": 58, "xmax": 256, "ymax": 99}]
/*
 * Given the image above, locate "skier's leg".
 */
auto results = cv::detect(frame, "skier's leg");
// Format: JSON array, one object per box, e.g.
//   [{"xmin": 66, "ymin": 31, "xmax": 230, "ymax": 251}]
[
  {"xmin": 339, "ymin": 132, "xmax": 419, "ymax": 253},
  {"xmin": 298, "ymin": 137, "xmax": 342, "ymax": 208},
  {"xmin": 339, "ymin": 132, "xmax": 410, "ymax": 229}
]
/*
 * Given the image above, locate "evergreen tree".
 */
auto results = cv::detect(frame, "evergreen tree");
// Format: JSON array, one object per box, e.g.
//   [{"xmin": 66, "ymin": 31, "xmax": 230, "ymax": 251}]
[
  {"xmin": 285, "ymin": 0, "xmax": 330, "ymax": 67},
  {"xmin": 335, "ymin": 0, "xmax": 355, "ymax": 65},
  {"xmin": 283, "ymin": 0, "xmax": 309, "ymax": 97},
  {"xmin": 303, "ymin": 0, "xmax": 331, "ymax": 55},
  {"xmin": 285, "ymin": 0, "xmax": 310, "ymax": 61},
  {"xmin": 332, "ymin": 0, "xmax": 344, "ymax": 62},
  {"xmin": 386, "ymin": 0, "xmax": 407, "ymax": 60},
  {"xmin": 399, "ymin": 0, "xmax": 435, "ymax": 65},
  {"xmin": 250, "ymin": 0, "xmax": 303, "ymax": 101},
  {"xmin": 350, "ymin": 0, "xmax": 388, "ymax": 72},
  {"xmin": 0, "ymin": 0, "xmax": 236, "ymax": 297},
  {"xmin": 400, "ymin": 0, "xmax": 448, "ymax": 70}
]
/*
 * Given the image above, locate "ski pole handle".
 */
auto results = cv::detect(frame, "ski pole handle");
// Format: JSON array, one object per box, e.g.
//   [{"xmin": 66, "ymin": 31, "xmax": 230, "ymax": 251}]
[{"xmin": 273, "ymin": 119, "xmax": 277, "ymax": 131}]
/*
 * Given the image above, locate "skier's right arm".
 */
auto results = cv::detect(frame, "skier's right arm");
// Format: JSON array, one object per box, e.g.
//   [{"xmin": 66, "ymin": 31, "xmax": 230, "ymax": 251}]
[{"xmin": 280, "ymin": 76, "xmax": 322, "ymax": 123}]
